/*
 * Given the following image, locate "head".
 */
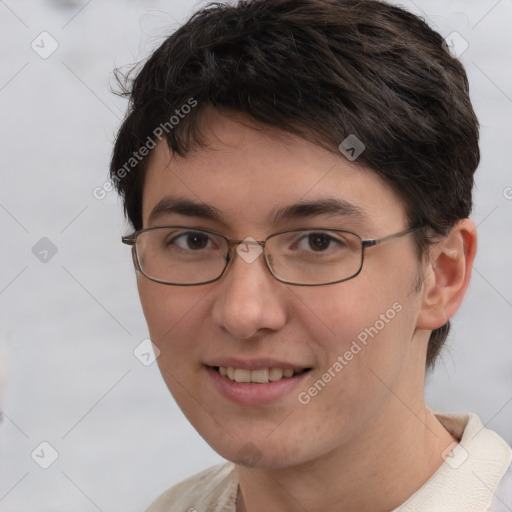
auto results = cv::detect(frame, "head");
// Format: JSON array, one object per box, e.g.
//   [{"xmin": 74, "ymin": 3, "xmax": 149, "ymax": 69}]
[{"xmin": 110, "ymin": 0, "xmax": 478, "ymax": 468}]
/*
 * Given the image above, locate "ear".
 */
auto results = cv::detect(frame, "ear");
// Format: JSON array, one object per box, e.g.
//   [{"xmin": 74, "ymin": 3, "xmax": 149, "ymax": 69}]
[{"xmin": 416, "ymin": 219, "xmax": 477, "ymax": 330}]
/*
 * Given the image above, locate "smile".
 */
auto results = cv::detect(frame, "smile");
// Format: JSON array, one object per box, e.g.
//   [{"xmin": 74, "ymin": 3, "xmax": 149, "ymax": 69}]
[{"xmin": 215, "ymin": 366, "xmax": 310, "ymax": 383}]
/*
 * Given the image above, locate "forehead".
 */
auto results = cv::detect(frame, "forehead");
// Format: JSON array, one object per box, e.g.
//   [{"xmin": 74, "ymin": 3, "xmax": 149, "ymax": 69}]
[{"xmin": 141, "ymin": 110, "xmax": 407, "ymax": 234}]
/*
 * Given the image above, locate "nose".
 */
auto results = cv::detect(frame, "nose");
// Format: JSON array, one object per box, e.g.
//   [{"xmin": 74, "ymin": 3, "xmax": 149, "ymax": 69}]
[{"xmin": 211, "ymin": 244, "xmax": 288, "ymax": 340}]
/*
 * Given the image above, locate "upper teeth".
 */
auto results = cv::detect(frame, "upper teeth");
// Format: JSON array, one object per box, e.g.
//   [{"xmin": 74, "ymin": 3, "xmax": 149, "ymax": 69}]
[{"xmin": 218, "ymin": 367, "xmax": 304, "ymax": 383}]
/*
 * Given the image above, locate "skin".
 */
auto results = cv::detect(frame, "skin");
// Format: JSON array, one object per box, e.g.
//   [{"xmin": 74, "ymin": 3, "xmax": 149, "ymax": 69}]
[{"xmin": 136, "ymin": 108, "xmax": 477, "ymax": 512}]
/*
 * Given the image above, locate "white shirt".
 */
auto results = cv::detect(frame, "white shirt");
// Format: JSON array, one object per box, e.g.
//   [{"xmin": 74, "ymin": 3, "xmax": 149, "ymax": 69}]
[{"xmin": 146, "ymin": 412, "xmax": 512, "ymax": 512}]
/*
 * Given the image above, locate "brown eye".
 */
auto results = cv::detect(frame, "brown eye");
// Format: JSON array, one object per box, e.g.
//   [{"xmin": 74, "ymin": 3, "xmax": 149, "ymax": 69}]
[
  {"xmin": 186, "ymin": 233, "xmax": 209, "ymax": 249},
  {"xmin": 171, "ymin": 231, "xmax": 212, "ymax": 250},
  {"xmin": 307, "ymin": 233, "xmax": 332, "ymax": 251},
  {"xmin": 293, "ymin": 232, "xmax": 344, "ymax": 252}
]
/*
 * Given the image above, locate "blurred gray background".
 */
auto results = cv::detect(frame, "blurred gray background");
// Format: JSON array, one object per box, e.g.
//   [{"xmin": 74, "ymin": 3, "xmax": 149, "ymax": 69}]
[{"xmin": 0, "ymin": 0, "xmax": 511, "ymax": 510}]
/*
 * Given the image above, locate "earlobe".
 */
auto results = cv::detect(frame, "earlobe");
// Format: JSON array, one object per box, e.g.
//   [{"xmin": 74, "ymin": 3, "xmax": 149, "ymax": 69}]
[{"xmin": 416, "ymin": 219, "xmax": 477, "ymax": 330}]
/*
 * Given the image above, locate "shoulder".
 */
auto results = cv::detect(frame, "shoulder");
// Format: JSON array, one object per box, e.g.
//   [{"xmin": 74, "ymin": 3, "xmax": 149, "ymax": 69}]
[
  {"xmin": 392, "ymin": 412, "xmax": 512, "ymax": 511},
  {"xmin": 145, "ymin": 462, "xmax": 238, "ymax": 512}
]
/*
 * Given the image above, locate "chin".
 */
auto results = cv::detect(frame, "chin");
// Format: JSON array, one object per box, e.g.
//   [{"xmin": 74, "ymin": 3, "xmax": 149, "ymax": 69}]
[{"xmin": 207, "ymin": 434, "xmax": 313, "ymax": 470}]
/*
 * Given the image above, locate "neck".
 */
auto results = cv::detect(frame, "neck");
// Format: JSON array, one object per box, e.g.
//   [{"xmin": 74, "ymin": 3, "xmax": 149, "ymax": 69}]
[{"xmin": 236, "ymin": 405, "xmax": 457, "ymax": 512}]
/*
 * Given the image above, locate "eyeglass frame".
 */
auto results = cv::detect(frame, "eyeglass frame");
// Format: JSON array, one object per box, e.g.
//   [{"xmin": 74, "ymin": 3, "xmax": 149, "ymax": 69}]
[{"xmin": 122, "ymin": 225, "xmax": 423, "ymax": 287}]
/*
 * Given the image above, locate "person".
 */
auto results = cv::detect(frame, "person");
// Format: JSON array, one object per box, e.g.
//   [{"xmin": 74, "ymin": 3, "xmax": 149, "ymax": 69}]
[{"xmin": 109, "ymin": 0, "xmax": 512, "ymax": 510}]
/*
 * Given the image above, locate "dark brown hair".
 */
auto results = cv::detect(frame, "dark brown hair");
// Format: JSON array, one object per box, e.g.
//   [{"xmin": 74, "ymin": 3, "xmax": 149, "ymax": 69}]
[{"xmin": 110, "ymin": 0, "xmax": 479, "ymax": 369}]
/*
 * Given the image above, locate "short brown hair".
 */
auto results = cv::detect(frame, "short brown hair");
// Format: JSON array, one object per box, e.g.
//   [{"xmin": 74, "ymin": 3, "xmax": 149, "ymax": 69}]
[{"xmin": 110, "ymin": 0, "xmax": 479, "ymax": 369}]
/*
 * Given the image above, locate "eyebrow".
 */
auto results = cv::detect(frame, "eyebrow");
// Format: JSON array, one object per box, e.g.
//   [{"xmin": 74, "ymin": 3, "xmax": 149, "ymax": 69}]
[
  {"xmin": 270, "ymin": 197, "xmax": 368, "ymax": 225},
  {"xmin": 148, "ymin": 197, "xmax": 225, "ymax": 225},
  {"xmin": 147, "ymin": 196, "xmax": 368, "ymax": 226}
]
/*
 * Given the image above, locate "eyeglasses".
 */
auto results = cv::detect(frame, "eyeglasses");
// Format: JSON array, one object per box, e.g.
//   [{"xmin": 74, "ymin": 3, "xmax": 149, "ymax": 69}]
[{"xmin": 122, "ymin": 225, "xmax": 421, "ymax": 286}]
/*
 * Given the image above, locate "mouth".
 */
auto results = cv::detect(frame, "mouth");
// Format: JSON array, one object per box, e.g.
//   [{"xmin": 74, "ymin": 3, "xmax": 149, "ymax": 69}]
[
  {"xmin": 213, "ymin": 366, "xmax": 311, "ymax": 384},
  {"xmin": 204, "ymin": 360, "xmax": 313, "ymax": 404}
]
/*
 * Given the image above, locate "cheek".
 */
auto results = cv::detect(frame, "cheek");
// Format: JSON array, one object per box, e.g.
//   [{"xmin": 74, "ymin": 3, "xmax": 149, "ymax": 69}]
[
  {"xmin": 137, "ymin": 277, "xmax": 207, "ymax": 362},
  {"xmin": 289, "ymin": 284, "xmax": 417, "ymax": 428},
  {"xmin": 298, "ymin": 273, "xmax": 418, "ymax": 384}
]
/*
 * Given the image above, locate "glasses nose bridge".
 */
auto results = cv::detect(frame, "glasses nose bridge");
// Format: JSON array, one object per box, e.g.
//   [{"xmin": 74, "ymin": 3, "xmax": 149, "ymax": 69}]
[
  {"xmin": 225, "ymin": 238, "xmax": 271, "ymax": 274},
  {"xmin": 227, "ymin": 237, "xmax": 267, "ymax": 253}
]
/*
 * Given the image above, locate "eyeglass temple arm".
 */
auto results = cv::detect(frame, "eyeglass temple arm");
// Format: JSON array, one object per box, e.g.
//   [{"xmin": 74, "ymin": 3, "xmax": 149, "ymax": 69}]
[
  {"xmin": 362, "ymin": 226, "xmax": 422, "ymax": 248},
  {"xmin": 122, "ymin": 235, "xmax": 136, "ymax": 245}
]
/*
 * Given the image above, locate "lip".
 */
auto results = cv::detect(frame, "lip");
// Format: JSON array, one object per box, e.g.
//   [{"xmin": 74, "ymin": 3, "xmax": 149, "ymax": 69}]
[{"xmin": 205, "ymin": 364, "xmax": 312, "ymax": 405}]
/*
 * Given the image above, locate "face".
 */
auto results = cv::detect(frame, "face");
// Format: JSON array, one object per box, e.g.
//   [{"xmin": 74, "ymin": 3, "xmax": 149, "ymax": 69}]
[{"xmin": 137, "ymin": 109, "xmax": 429, "ymax": 469}]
